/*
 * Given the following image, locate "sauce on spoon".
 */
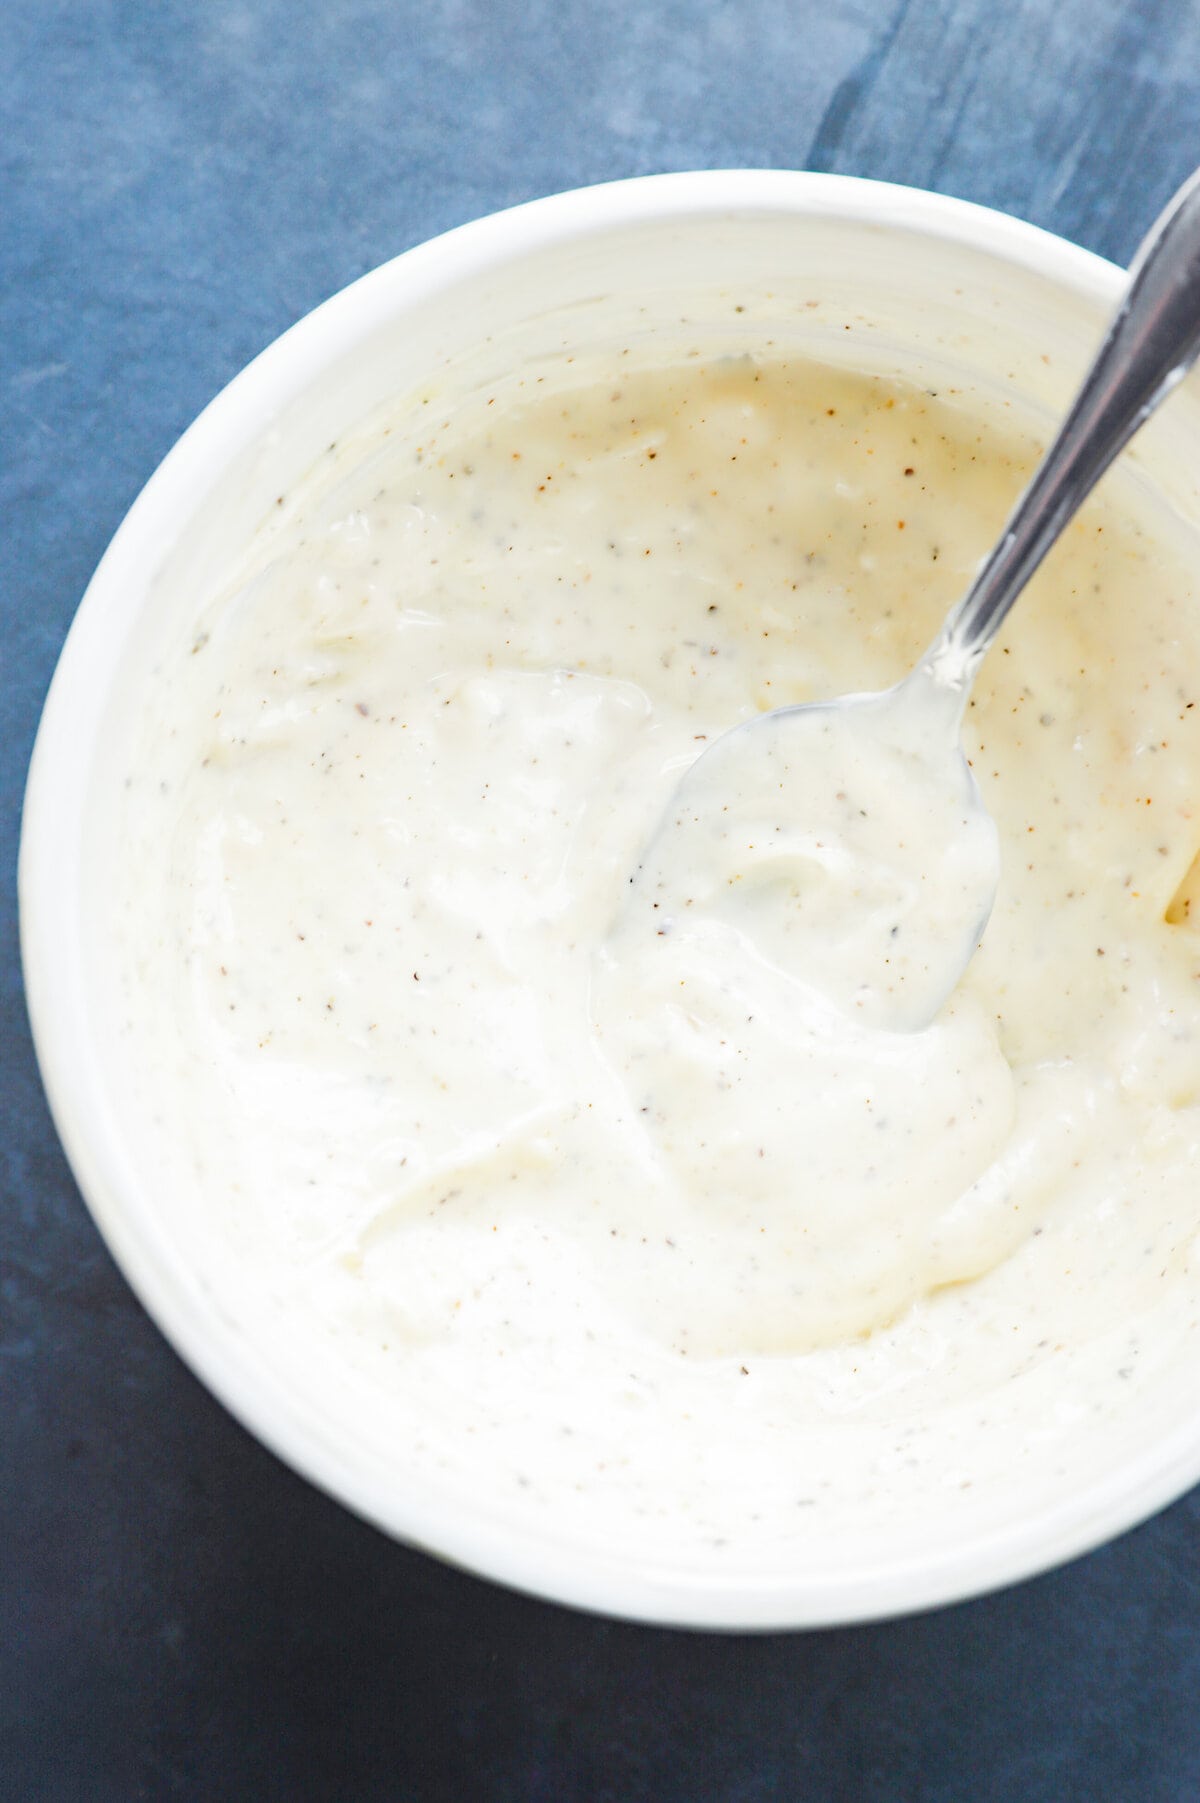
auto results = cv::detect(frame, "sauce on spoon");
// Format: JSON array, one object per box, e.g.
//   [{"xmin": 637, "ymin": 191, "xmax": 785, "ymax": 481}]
[{"xmin": 620, "ymin": 670, "xmax": 996, "ymax": 1030}]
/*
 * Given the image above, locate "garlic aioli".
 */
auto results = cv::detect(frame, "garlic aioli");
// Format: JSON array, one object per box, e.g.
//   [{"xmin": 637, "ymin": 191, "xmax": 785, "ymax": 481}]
[
  {"xmin": 109, "ymin": 352, "xmax": 1200, "ymax": 1566},
  {"xmin": 615, "ymin": 669, "xmax": 1000, "ymax": 1034}
]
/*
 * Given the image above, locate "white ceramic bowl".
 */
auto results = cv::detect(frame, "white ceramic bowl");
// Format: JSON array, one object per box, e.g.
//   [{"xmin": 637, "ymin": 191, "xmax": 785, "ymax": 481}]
[{"xmin": 22, "ymin": 172, "xmax": 1200, "ymax": 1629}]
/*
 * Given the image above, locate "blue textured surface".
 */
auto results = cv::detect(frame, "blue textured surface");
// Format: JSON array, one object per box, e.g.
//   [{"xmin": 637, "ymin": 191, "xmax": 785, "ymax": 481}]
[{"xmin": 7, "ymin": 2, "xmax": 1200, "ymax": 1796}]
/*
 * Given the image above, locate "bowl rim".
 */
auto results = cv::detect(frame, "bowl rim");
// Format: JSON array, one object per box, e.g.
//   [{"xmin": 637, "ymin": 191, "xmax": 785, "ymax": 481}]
[{"xmin": 26, "ymin": 167, "xmax": 1193, "ymax": 1632}]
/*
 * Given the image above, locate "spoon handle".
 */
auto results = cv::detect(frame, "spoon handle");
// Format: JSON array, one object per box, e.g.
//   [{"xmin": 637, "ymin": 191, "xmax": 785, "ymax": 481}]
[{"xmin": 927, "ymin": 165, "xmax": 1200, "ymax": 691}]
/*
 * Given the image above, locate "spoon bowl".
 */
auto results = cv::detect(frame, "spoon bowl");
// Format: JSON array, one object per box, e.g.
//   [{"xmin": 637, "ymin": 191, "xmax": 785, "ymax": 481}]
[{"xmin": 621, "ymin": 671, "xmax": 998, "ymax": 1030}]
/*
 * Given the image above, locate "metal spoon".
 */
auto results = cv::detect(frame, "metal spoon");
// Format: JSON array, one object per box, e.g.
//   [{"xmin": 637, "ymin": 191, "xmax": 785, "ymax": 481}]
[{"xmin": 622, "ymin": 167, "xmax": 1200, "ymax": 1032}]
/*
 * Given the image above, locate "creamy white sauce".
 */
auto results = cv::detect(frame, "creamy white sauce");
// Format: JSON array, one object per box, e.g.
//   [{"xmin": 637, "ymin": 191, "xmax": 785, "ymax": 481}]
[
  {"xmin": 107, "ymin": 351, "xmax": 1200, "ymax": 1570},
  {"xmin": 618, "ymin": 669, "xmax": 1000, "ymax": 1031}
]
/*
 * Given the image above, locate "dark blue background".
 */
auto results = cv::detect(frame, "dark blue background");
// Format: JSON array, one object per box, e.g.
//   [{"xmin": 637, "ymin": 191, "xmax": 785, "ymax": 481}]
[{"xmin": 7, "ymin": 3, "xmax": 1200, "ymax": 1796}]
